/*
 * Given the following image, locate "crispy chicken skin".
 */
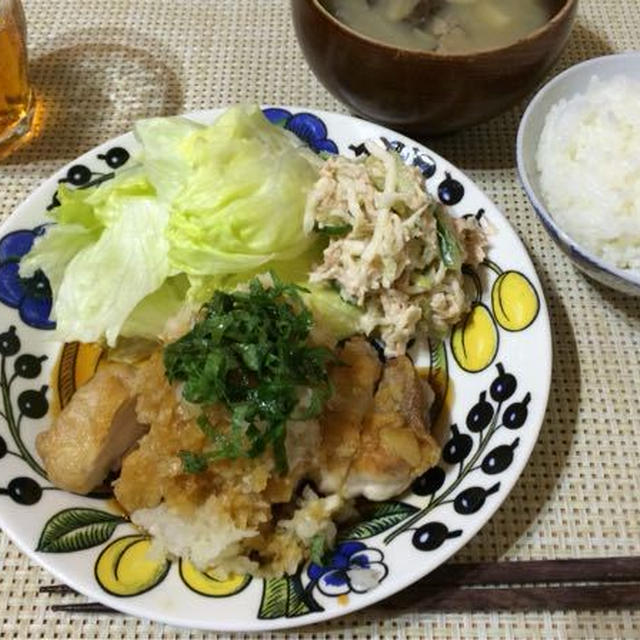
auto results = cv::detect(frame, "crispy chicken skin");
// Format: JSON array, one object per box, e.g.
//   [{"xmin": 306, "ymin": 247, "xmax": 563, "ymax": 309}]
[
  {"xmin": 36, "ymin": 363, "xmax": 147, "ymax": 494},
  {"xmin": 313, "ymin": 336, "xmax": 382, "ymax": 495},
  {"xmin": 112, "ymin": 351, "xmax": 196, "ymax": 513},
  {"xmin": 343, "ymin": 355, "xmax": 440, "ymax": 500},
  {"xmin": 314, "ymin": 336, "xmax": 440, "ymax": 501}
]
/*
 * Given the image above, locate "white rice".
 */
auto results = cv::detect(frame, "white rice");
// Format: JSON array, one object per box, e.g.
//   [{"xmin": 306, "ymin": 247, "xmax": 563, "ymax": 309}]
[
  {"xmin": 536, "ymin": 74, "xmax": 640, "ymax": 270},
  {"xmin": 131, "ymin": 497, "xmax": 259, "ymax": 575},
  {"xmin": 131, "ymin": 487, "xmax": 344, "ymax": 578}
]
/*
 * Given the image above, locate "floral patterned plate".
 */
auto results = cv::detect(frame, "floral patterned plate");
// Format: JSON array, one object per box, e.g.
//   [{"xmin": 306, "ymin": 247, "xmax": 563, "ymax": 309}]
[{"xmin": 0, "ymin": 108, "xmax": 551, "ymax": 631}]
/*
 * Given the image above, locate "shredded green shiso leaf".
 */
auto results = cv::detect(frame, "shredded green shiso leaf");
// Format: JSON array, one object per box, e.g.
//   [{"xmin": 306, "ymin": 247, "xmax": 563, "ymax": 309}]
[
  {"xmin": 163, "ymin": 275, "xmax": 334, "ymax": 474},
  {"xmin": 309, "ymin": 532, "xmax": 328, "ymax": 565}
]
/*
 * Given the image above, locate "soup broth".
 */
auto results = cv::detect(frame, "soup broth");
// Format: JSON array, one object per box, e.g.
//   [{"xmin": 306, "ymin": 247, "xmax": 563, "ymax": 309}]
[{"xmin": 323, "ymin": 0, "xmax": 552, "ymax": 54}]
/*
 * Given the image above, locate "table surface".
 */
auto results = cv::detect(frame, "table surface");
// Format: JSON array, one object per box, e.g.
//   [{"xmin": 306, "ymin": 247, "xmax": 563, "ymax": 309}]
[{"xmin": 1, "ymin": 1, "xmax": 639, "ymax": 638}]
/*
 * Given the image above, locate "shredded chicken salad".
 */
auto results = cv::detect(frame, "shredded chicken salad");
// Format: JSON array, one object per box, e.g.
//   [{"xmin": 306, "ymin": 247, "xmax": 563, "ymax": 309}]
[{"xmin": 307, "ymin": 141, "xmax": 487, "ymax": 356}]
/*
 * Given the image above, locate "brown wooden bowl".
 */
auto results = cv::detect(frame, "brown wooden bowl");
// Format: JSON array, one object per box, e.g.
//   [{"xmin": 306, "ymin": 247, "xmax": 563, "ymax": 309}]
[{"xmin": 291, "ymin": 0, "xmax": 578, "ymax": 136}]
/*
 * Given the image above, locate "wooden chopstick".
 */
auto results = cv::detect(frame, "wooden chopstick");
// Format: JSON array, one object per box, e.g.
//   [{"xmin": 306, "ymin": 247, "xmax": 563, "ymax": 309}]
[
  {"xmin": 51, "ymin": 602, "xmax": 118, "ymax": 614},
  {"xmin": 376, "ymin": 557, "xmax": 640, "ymax": 612},
  {"xmin": 378, "ymin": 584, "xmax": 640, "ymax": 612},
  {"xmin": 47, "ymin": 585, "xmax": 640, "ymax": 616},
  {"xmin": 39, "ymin": 584, "xmax": 78, "ymax": 595},
  {"xmin": 422, "ymin": 556, "xmax": 640, "ymax": 587},
  {"xmin": 40, "ymin": 556, "xmax": 640, "ymax": 615}
]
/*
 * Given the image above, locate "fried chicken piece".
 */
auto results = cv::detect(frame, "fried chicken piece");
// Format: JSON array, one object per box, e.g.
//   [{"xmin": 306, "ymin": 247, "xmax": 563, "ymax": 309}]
[
  {"xmin": 264, "ymin": 418, "xmax": 323, "ymax": 503},
  {"xmin": 114, "ymin": 352, "xmax": 279, "ymax": 516},
  {"xmin": 36, "ymin": 363, "xmax": 147, "ymax": 494},
  {"xmin": 343, "ymin": 355, "xmax": 440, "ymax": 501},
  {"xmin": 113, "ymin": 351, "xmax": 207, "ymax": 513},
  {"xmin": 315, "ymin": 336, "xmax": 439, "ymax": 500},
  {"xmin": 313, "ymin": 336, "xmax": 382, "ymax": 495}
]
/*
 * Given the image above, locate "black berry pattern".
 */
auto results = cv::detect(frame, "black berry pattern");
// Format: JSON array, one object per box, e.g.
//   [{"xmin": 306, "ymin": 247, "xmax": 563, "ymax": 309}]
[
  {"xmin": 0, "ymin": 325, "xmax": 109, "ymax": 505},
  {"xmin": 490, "ymin": 363, "xmax": 517, "ymax": 402},
  {"xmin": 412, "ymin": 522, "xmax": 462, "ymax": 551},
  {"xmin": 503, "ymin": 393, "xmax": 531, "ymax": 430},
  {"xmin": 98, "ymin": 147, "xmax": 130, "ymax": 169},
  {"xmin": 466, "ymin": 392, "xmax": 494, "ymax": 433},
  {"xmin": 14, "ymin": 354, "xmax": 47, "ymax": 379},
  {"xmin": 453, "ymin": 483, "xmax": 500, "ymax": 515},
  {"xmin": 381, "ymin": 138, "xmax": 413, "ymax": 164},
  {"xmin": 411, "ymin": 466, "xmax": 445, "ymax": 496},
  {"xmin": 384, "ymin": 362, "xmax": 531, "ymax": 550},
  {"xmin": 63, "ymin": 164, "xmax": 92, "ymax": 187},
  {"xmin": 17, "ymin": 387, "xmax": 49, "ymax": 419},
  {"xmin": 442, "ymin": 424, "xmax": 473, "ymax": 465},
  {"xmin": 0, "ymin": 326, "xmax": 20, "ymax": 357},
  {"xmin": 0, "ymin": 325, "xmax": 50, "ymax": 504},
  {"xmin": 348, "ymin": 142, "xmax": 369, "ymax": 157},
  {"xmin": 482, "ymin": 439, "xmax": 520, "ymax": 475},
  {"xmin": 0, "ymin": 476, "xmax": 43, "ymax": 505},
  {"xmin": 438, "ymin": 172, "xmax": 465, "ymax": 206},
  {"xmin": 412, "ymin": 151, "xmax": 437, "ymax": 179},
  {"xmin": 47, "ymin": 145, "xmax": 132, "ymax": 210}
]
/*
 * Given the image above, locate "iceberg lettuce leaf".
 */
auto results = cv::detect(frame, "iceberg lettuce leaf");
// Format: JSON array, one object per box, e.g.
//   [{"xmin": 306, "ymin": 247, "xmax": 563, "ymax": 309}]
[
  {"xmin": 134, "ymin": 116, "xmax": 205, "ymax": 203},
  {"xmin": 54, "ymin": 195, "xmax": 170, "ymax": 345},
  {"xmin": 21, "ymin": 105, "xmax": 323, "ymax": 345},
  {"xmin": 121, "ymin": 274, "xmax": 190, "ymax": 339},
  {"xmin": 164, "ymin": 106, "xmax": 320, "ymax": 277}
]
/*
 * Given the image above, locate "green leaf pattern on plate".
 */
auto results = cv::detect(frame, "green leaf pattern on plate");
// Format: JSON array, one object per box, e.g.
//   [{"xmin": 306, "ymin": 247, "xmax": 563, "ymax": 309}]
[
  {"xmin": 258, "ymin": 572, "xmax": 324, "ymax": 620},
  {"xmin": 339, "ymin": 501, "xmax": 419, "ymax": 541},
  {"xmin": 36, "ymin": 508, "xmax": 127, "ymax": 553}
]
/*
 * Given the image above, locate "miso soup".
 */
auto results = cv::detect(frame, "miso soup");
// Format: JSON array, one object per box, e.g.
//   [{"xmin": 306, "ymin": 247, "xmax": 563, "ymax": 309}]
[{"xmin": 323, "ymin": 0, "xmax": 552, "ymax": 54}]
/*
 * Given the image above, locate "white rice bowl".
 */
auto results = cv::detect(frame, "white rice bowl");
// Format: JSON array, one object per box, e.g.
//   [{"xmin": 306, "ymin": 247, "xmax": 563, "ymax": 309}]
[{"xmin": 536, "ymin": 74, "xmax": 640, "ymax": 271}]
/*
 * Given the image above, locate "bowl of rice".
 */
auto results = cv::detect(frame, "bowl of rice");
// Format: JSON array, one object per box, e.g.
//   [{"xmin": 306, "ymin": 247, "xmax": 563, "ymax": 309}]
[{"xmin": 517, "ymin": 53, "xmax": 640, "ymax": 296}]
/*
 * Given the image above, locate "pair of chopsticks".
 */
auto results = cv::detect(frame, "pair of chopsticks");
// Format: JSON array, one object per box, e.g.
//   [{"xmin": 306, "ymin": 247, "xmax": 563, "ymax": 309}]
[
  {"xmin": 39, "ymin": 556, "xmax": 640, "ymax": 615},
  {"xmin": 377, "ymin": 556, "xmax": 640, "ymax": 612}
]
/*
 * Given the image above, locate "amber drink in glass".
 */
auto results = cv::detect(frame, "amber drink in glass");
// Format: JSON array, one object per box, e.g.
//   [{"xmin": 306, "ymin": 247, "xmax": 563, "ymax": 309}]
[{"xmin": 0, "ymin": 0, "xmax": 34, "ymax": 156}]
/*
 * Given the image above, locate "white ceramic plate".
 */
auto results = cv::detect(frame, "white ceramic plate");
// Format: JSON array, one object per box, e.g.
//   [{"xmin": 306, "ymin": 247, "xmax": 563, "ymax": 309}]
[{"xmin": 0, "ymin": 108, "xmax": 551, "ymax": 631}]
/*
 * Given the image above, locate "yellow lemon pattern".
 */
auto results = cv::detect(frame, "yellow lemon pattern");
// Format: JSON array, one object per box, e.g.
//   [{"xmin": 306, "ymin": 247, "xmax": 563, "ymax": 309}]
[
  {"xmin": 491, "ymin": 271, "xmax": 540, "ymax": 332},
  {"xmin": 95, "ymin": 535, "xmax": 170, "ymax": 597},
  {"xmin": 55, "ymin": 341, "xmax": 104, "ymax": 410},
  {"xmin": 180, "ymin": 559, "xmax": 251, "ymax": 597},
  {"xmin": 451, "ymin": 303, "xmax": 499, "ymax": 373}
]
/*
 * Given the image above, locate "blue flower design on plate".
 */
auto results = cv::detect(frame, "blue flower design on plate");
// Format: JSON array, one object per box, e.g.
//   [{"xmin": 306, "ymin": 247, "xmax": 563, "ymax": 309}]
[
  {"xmin": 307, "ymin": 541, "xmax": 388, "ymax": 597},
  {"xmin": 0, "ymin": 227, "xmax": 54, "ymax": 330},
  {"xmin": 262, "ymin": 108, "xmax": 339, "ymax": 155}
]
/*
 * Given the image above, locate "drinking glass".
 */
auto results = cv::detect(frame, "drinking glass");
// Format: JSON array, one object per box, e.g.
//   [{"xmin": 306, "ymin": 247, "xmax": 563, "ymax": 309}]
[{"xmin": 0, "ymin": 0, "xmax": 34, "ymax": 156}]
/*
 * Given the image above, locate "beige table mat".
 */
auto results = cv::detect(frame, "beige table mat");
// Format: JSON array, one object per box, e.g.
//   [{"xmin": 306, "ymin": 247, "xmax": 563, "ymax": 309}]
[{"xmin": 1, "ymin": 0, "xmax": 639, "ymax": 638}]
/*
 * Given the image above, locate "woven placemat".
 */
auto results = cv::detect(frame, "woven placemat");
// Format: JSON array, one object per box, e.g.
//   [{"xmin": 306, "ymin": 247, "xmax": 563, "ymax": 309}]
[{"xmin": 1, "ymin": 0, "xmax": 639, "ymax": 638}]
